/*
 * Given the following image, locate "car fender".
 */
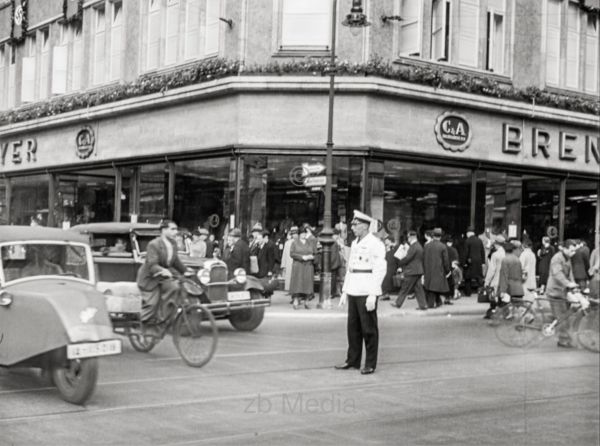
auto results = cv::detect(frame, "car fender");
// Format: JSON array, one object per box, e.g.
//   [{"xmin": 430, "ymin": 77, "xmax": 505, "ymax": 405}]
[{"xmin": 244, "ymin": 275, "xmax": 264, "ymax": 292}]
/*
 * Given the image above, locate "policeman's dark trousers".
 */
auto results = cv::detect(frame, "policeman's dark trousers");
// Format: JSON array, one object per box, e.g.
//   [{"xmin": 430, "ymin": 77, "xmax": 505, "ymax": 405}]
[
  {"xmin": 345, "ymin": 295, "xmax": 378, "ymax": 369},
  {"xmin": 394, "ymin": 275, "xmax": 427, "ymax": 309}
]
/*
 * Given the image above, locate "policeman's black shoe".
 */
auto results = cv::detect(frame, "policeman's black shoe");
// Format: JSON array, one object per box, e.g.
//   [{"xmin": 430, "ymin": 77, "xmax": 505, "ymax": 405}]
[
  {"xmin": 389, "ymin": 302, "xmax": 401, "ymax": 308},
  {"xmin": 334, "ymin": 362, "xmax": 359, "ymax": 370},
  {"xmin": 444, "ymin": 300, "xmax": 454, "ymax": 305},
  {"xmin": 380, "ymin": 294, "xmax": 391, "ymax": 301},
  {"xmin": 360, "ymin": 367, "xmax": 375, "ymax": 375},
  {"xmin": 557, "ymin": 341, "xmax": 575, "ymax": 349}
]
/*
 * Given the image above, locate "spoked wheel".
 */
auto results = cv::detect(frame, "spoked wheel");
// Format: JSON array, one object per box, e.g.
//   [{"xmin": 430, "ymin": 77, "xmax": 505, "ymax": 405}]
[
  {"xmin": 173, "ymin": 304, "xmax": 218, "ymax": 367},
  {"xmin": 51, "ymin": 358, "xmax": 98, "ymax": 405},
  {"xmin": 494, "ymin": 302, "xmax": 544, "ymax": 348},
  {"xmin": 576, "ymin": 308, "xmax": 599, "ymax": 353}
]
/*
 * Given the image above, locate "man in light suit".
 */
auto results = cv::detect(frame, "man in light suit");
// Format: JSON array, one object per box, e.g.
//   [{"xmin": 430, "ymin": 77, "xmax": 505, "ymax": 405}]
[{"xmin": 137, "ymin": 220, "xmax": 191, "ymax": 321}]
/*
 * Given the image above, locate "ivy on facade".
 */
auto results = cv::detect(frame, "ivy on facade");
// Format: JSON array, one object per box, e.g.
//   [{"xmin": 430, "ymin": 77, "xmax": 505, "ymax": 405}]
[{"xmin": 0, "ymin": 58, "xmax": 598, "ymax": 128}]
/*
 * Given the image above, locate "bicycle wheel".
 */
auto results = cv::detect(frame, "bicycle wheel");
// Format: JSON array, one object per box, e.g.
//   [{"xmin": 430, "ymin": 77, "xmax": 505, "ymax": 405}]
[
  {"xmin": 576, "ymin": 308, "xmax": 599, "ymax": 353},
  {"xmin": 173, "ymin": 304, "xmax": 218, "ymax": 367},
  {"xmin": 494, "ymin": 301, "xmax": 544, "ymax": 348}
]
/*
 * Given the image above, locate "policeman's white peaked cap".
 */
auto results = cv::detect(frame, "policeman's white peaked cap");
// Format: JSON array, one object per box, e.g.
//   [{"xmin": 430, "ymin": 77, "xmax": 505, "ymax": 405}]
[{"xmin": 352, "ymin": 210, "xmax": 378, "ymax": 233}]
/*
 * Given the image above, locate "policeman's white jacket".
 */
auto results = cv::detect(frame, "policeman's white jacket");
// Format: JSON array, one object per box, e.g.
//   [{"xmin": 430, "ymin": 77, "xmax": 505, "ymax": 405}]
[{"xmin": 342, "ymin": 232, "xmax": 387, "ymax": 296}]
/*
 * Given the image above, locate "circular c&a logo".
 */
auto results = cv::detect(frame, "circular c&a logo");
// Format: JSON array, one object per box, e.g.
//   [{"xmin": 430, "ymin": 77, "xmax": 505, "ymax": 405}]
[
  {"xmin": 76, "ymin": 126, "xmax": 95, "ymax": 159},
  {"xmin": 434, "ymin": 112, "xmax": 472, "ymax": 152}
]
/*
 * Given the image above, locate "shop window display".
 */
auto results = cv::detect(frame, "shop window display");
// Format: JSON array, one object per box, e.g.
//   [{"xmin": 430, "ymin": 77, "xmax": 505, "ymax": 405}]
[
  {"xmin": 54, "ymin": 169, "xmax": 115, "ymax": 226},
  {"xmin": 139, "ymin": 163, "xmax": 168, "ymax": 224},
  {"xmin": 174, "ymin": 157, "xmax": 235, "ymax": 237},
  {"xmin": 381, "ymin": 161, "xmax": 471, "ymax": 243},
  {"xmin": 9, "ymin": 175, "xmax": 49, "ymax": 226},
  {"xmin": 564, "ymin": 179, "xmax": 598, "ymax": 247},
  {"xmin": 240, "ymin": 155, "xmax": 361, "ymax": 239}
]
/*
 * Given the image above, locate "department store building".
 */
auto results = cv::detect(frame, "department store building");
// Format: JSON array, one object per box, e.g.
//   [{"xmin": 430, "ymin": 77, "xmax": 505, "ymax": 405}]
[{"xmin": 1, "ymin": 0, "xmax": 598, "ymax": 248}]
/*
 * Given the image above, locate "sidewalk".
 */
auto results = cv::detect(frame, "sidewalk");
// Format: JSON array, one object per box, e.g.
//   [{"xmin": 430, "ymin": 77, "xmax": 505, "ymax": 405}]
[{"xmin": 266, "ymin": 290, "xmax": 485, "ymax": 319}]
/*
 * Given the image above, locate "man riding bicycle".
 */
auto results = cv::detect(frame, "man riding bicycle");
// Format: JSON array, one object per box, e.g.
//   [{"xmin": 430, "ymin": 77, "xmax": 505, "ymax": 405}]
[{"xmin": 137, "ymin": 220, "xmax": 193, "ymax": 322}]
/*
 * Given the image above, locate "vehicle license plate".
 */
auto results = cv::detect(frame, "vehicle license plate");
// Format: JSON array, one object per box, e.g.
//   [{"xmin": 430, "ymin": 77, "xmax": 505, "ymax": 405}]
[
  {"xmin": 67, "ymin": 339, "xmax": 122, "ymax": 359},
  {"xmin": 227, "ymin": 291, "xmax": 251, "ymax": 301}
]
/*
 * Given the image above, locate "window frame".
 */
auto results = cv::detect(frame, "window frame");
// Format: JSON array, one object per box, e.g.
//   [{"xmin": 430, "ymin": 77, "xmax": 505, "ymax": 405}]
[{"xmin": 277, "ymin": 0, "xmax": 333, "ymax": 53}]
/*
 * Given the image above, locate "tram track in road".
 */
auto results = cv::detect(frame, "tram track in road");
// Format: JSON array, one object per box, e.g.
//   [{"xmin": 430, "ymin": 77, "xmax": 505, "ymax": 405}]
[{"xmin": 0, "ymin": 348, "xmax": 597, "ymax": 425}]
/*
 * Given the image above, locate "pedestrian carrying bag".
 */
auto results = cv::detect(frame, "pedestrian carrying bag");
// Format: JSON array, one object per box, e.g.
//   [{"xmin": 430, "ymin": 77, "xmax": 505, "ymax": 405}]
[{"xmin": 477, "ymin": 286, "xmax": 494, "ymax": 303}]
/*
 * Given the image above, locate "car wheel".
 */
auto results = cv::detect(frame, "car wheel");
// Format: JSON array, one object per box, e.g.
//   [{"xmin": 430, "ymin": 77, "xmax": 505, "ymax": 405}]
[
  {"xmin": 228, "ymin": 290, "xmax": 265, "ymax": 331},
  {"xmin": 51, "ymin": 357, "xmax": 98, "ymax": 405}
]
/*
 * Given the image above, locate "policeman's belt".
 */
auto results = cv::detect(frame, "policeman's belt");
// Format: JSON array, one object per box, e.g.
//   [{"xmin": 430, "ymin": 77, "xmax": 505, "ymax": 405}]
[{"xmin": 349, "ymin": 268, "xmax": 372, "ymax": 273}]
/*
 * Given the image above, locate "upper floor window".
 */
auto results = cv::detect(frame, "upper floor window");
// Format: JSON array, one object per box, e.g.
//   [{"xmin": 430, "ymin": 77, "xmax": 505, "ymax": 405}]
[
  {"xmin": 486, "ymin": 0, "xmax": 505, "ymax": 73},
  {"xmin": 110, "ymin": 1, "xmax": 124, "ymax": 80},
  {"xmin": 52, "ymin": 22, "xmax": 84, "ymax": 95},
  {"xmin": 584, "ymin": 15, "xmax": 598, "ymax": 93},
  {"xmin": 545, "ymin": 0, "xmax": 597, "ymax": 92},
  {"xmin": 0, "ymin": 44, "xmax": 6, "ymax": 110},
  {"xmin": 21, "ymin": 34, "xmax": 37, "ymax": 103},
  {"xmin": 457, "ymin": 0, "xmax": 480, "ymax": 67},
  {"xmin": 431, "ymin": 0, "xmax": 451, "ymax": 61},
  {"xmin": 279, "ymin": 0, "xmax": 331, "ymax": 50},
  {"xmin": 399, "ymin": 0, "xmax": 422, "ymax": 56},
  {"xmin": 143, "ymin": 0, "xmax": 221, "ymax": 72},
  {"xmin": 93, "ymin": 4, "xmax": 107, "ymax": 84}
]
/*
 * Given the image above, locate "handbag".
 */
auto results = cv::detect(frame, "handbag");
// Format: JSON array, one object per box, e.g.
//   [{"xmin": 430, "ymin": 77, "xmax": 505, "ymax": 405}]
[
  {"xmin": 477, "ymin": 286, "xmax": 494, "ymax": 303},
  {"xmin": 249, "ymin": 255, "xmax": 259, "ymax": 274},
  {"xmin": 392, "ymin": 272, "xmax": 404, "ymax": 288}
]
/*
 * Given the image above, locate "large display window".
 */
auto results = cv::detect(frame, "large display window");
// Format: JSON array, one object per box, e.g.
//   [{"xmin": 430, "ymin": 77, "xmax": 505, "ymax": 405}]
[
  {"xmin": 9, "ymin": 175, "xmax": 49, "ymax": 225},
  {"xmin": 239, "ymin": 155, "xmax": 362, "ymax": 237},
  {"xmin": 139, "ymin": 163, "xmax": 168, "ymax": 224},
  {"xmin": 565, "ymin": 179, "xmax": 598, "ymax": 247},
  {"xmin": 174, "ymin": 157, "xmax": 235, "ymax": 237},
  {"xmin": 380, "ymin": 161, "xmax": 472, "ymax": 242},
  {"xmin": 54, "ymin": 169, "xmax": 116, "ymax": 226}
]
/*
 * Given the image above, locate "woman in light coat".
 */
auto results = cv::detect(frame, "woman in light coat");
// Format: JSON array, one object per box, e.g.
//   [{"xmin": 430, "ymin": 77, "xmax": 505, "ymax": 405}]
[
  {"xmin": 519, "ymin": 239, "xmax": 537, "ymax": 299},
  {"xmin": 280, "ymin": 226, "xmax": 298, "ymax": 291},
  {"xmin": 483, "ymin": 237, "xmax": 505, "ymax": 319}
]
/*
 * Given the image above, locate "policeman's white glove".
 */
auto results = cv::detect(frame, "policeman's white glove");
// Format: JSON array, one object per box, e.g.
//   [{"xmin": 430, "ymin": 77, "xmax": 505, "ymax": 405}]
[
  {"xmin": 339, "ymin": 293, "xmax": 347, "ymax": 307},
  {"xmin": 366, "ymin": 295, "xmax": 377, "ymax": 312},
  {"xmin": 500, "ymin": 293, "xmax": 511, "ymax": 303}
]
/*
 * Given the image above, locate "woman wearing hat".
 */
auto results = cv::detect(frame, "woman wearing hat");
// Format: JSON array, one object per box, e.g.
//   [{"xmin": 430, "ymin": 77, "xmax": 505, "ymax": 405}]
[
  {"xmin": 281, "ymin": 226, "xmax": 298, "ymax": 292},
  {"xmin": 289, "ymin": 225, "xmax": 317, "ymax": 309}
]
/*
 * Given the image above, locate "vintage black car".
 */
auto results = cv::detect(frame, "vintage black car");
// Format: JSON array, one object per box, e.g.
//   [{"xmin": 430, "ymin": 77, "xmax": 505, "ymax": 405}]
[{"xmin": 71, "ymin": 223, "xmax": 270, "ymax": 331}]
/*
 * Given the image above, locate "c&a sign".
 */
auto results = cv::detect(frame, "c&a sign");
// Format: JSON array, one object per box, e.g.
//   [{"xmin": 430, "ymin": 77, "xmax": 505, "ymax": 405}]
[{"xmin": 434, "ymin": 112, "xmax": 472, "ymax": 152}]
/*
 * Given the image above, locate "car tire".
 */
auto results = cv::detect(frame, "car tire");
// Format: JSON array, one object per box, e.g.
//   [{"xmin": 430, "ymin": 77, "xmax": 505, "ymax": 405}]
[
  {"xmin": 51, "ymin": 357, "xmax": 98, "ymax": 405},
  {"xmin": 228, "ymin": 290, "xmax": 265, "ymax": 331}
]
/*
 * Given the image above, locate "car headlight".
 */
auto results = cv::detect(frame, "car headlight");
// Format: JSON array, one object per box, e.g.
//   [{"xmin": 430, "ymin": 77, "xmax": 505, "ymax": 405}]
[
  {"xmin": 197, "ymin": 268, "xmax": 211, "ymax": 285},
  {"xmin": 233, "ymin": 268, "xmax": 247, "ymax": 284}
]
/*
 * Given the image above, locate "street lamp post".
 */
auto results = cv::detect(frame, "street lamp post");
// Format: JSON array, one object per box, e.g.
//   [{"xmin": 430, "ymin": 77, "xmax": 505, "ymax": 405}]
[{"xmin": 318, "ymin": 0, "xmax": 370, "ymax": 309}]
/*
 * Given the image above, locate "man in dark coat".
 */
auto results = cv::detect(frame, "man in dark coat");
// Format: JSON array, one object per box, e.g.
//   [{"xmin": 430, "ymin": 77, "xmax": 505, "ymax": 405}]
[
  {"xmin": 257, "ymin": 230, "xmax": 278, "ymax": 278},
  {"xmin": 571, "ymin": 240, "xmax": 590, "ymax": 289},
  {"xmin": 137, "ymin": 220, "xmax": 191, "ymax": 321},
  {"xmin": 537, "ymin": 236, "xmax": 556, "ymax": 291},
  {"xmin": 462, "ymin": 226, "xmax": 485, "ymax": 296},
  {"xmin": 391, "ymin": 230, "xmax": 427, "ymax": 310},
  {"xmin": 223, "ymin": 228, "xmax": 250, "ymax": 276},
  {"xmin": 423, "ymin": 227, "xmax": 450, "ymax": 308}
]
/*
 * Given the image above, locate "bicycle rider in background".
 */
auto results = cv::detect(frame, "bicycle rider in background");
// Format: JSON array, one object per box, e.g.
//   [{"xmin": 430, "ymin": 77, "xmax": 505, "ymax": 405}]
[
  {"xmin": 136, "ymin": 220, "xmax": 193, "ymax": 322},
  {"xmin": 545, "ymin": 239, "xmax": 580, "ymax": 348}
]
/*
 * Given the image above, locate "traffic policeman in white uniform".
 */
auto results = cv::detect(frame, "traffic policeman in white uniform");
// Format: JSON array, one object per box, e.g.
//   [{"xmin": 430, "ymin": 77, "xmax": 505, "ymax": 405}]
[{"xmin": 335, "ymin": 210, "xmax": 387, "ymax": 375}]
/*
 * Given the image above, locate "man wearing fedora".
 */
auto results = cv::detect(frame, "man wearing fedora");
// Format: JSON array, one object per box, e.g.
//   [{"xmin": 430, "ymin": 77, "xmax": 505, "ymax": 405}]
[
  {"xmin": 463, "ymin": 226, "xmax": 486, "ymax": 296},
  {"xmin": 223, "ymin": 228, "xmax": 250, "ymax": 277},
  {"xmin": 335, "ymin": 210, "xmax": 386, "ymax": 375},
  {"xmin": 423, "ymin": 227, "xmax": 450, "ymax": 308}
]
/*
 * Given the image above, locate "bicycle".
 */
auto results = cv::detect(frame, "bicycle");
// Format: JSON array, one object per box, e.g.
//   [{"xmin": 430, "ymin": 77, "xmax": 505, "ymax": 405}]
[
  {"xmin": 124, "ymin": 275, "xmax": 218, "ymax": 367},
  {"xmin": 492, "ymin": 288, "xmax": 598, "ymax": 352}
]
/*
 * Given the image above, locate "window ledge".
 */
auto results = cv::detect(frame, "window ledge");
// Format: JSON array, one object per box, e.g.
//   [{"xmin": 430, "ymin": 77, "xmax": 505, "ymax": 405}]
[
  {"xmin": 394, "ymin": 56, "xmax": 512, "ymax": 85},
  {"xmin": 544, "ymin": 85, "xmax": 599, "ymax": 102},
  {"xmin": 140, "ymin": 57, "xmax": 220, "ymax": 78},
  {"xmin": 273, "ymin": 48, "xmax": 331, "ymax": 59}
]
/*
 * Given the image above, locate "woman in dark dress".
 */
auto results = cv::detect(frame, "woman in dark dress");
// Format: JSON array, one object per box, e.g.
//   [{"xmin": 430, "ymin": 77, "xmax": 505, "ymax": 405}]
[
  {"xmin": 289, "ymin": 227, "xmax": 317, "ymax": 309},
  {"xmin": 537, "ymin": 236, "xmax": 555, "ymax": 290},
  {"xmin": 381, "ymin": 236, "xmax": 399, "ymax": 301}
]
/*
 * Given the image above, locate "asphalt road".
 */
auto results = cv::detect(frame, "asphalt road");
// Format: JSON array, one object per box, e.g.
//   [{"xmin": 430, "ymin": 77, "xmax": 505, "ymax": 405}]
[{"xmin": 1, "ymin": 310, "xmax": 598, "ymax": 446}]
